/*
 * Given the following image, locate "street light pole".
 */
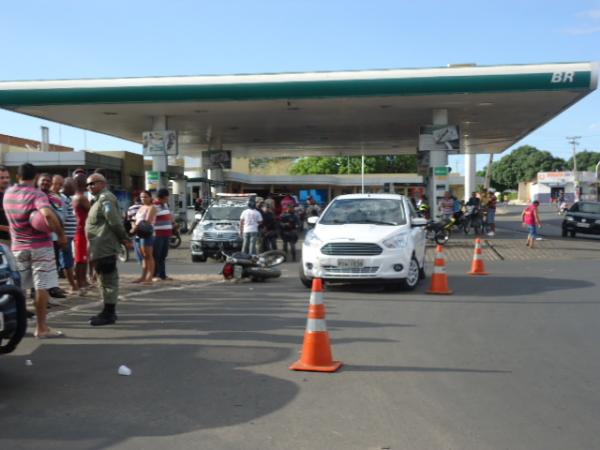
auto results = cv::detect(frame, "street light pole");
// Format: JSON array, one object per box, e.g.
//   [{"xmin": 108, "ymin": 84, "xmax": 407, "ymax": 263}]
[
  {"xmin": 596, "ymin": 160, "xmax": 600, "ymax": 201},
  {"xmin": 567, "ymin": 136, "xmax": 581, "ymax": 201}
]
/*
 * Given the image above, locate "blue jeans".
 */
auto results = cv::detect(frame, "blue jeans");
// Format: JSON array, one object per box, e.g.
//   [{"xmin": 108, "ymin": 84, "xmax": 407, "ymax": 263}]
[
  {"xmin": 242, "ymin": 232, "xmax": 259, "ymax": 255},
  {"xmin": 133, "ymin": 238, "xmax": 143, "ymax": 264},
  {"xmin": 153, "ymin": 236, "xmax": 170, "ymax": 279},
  {"xmin": 527, "ymin": 225, "xmax": 538, "ymax": 239}
]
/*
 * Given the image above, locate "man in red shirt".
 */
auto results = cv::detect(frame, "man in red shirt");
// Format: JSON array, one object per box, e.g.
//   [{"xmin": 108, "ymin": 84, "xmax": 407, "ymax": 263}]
[
  {"xmin": 3, "ymin": 164, "xmax": 66, "ymax": 338},
  {"xmin": 153, "ymin": 188, "xmax": 173, "ymax": 281}
]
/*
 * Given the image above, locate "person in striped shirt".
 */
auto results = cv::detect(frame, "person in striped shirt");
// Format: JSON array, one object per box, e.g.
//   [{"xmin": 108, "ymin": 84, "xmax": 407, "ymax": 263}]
[
  {"xmin": 4, "ymin": 163, "xmax": 66, "ymax": 338},
  {"xmin": 60, "ymin": 178, "xmax": 79, "ymax": 293},
  {"xmin": 153, "ymin": 188, "xmax": 173, "ymax": 281}
]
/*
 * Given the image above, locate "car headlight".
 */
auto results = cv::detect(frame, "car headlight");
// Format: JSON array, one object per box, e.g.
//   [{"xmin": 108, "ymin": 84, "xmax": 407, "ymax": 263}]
[
  {"xmin": 304, "ymin": 230, "xmax": 323, "ymax": 248},
  {"xmin": 565, "ymin": 215, "xmax": 575, "ymax": 222},
  {"xmin": 383, "ymin": 233, "xmax": 409, "ymax": 248}
]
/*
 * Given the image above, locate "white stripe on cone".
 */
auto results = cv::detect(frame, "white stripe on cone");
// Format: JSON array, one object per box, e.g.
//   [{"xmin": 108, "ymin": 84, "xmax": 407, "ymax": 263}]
[
  {"xmin": 306, "ymin": 318, "xmax": 328, "ymax": 332},
  {"xmin": 432, "ymin": 265, "xmax": 447, "ymax": 274},
  {"xmin": 309, "ymin": 292, "xmax": 324, "ymax": 305}
]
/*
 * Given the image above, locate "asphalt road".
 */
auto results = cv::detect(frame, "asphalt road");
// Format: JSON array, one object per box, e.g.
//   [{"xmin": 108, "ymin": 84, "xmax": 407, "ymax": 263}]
[{"xmin": 2, "ymin": 218, "xmax": 600, "ymax": 449}]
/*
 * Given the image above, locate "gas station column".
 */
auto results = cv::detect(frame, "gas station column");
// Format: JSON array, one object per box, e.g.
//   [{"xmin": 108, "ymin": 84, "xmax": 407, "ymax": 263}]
[
  {"xmin": 151, "ymin": 115, "xmax": 168, "ymax": 189},
  {"xmin": 427, "ymin": 109, "xmax": 450, "ymax": 220},
  {"xmin": 464, "ymin": 152, "xmax": 476, "ymax": 202},
  {"xmin": 208, "ymin": 168, "xmax": 224, "ymax": 195}
]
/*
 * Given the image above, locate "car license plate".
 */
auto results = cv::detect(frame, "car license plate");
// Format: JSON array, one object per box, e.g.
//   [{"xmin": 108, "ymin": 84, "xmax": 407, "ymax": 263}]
[
  {"xmin": 234, "ymin": 265, "xmax": 244, "ymax": 279},
  {"xmin": 577, "ymin": 222, "xmax": 591, "ymax": 228},
  {"xmin": 337, "ymin": 259, "xmax": 364, "ymax": 269}
]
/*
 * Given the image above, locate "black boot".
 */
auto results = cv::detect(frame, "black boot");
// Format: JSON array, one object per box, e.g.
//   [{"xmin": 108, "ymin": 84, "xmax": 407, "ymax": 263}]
[{"xmin": 90, "ymin": 304, "xmax": 117, "ymax": 326}]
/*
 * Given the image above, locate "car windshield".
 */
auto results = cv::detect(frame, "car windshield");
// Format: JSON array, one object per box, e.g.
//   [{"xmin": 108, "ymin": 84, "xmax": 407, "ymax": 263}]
[
  {"xmin": 571, "ymin": 202, "xmax": 600, "ymax": 215},
  {"xmin": 203, "ymin": 204, "xmax": 246, "ymax": 221},
  {"xmin": 319, "ymin": 198, "xmax": 407, "ymax": 226}
]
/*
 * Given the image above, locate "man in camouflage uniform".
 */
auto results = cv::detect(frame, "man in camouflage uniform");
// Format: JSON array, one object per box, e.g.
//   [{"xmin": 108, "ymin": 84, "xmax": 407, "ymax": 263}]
[{"xmin": 85, "ymin": 173, "xmax": 130, "ymax": 326}]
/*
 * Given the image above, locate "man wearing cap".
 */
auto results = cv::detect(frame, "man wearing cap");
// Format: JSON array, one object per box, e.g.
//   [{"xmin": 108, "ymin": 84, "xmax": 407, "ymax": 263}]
[{"xmin": 85, "ymin": 173, "xmax": 130, "ymax": 326}]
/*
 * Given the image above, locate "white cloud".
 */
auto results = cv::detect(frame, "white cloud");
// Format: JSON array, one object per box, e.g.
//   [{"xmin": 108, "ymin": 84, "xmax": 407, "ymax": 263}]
[
  {"xmin": 563, "ymin": 26, "xmax": 600, "ymax": 35},
  {"xmin": 577, "ymin": 9, "xmax": 600, "ymax": 20}
]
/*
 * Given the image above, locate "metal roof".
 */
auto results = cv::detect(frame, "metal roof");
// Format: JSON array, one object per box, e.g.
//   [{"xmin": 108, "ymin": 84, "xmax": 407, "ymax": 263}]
[{"xmin": 0, "ymin": 62, "xmax": 597, "ymax": 157}]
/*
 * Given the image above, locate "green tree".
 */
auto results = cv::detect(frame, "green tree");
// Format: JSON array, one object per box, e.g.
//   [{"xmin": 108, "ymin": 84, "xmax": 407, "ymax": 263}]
[
  {"xmin": 290, "ymin": 155, "xmax": 417, "ymax": 175},
  {"xmin": 565, "ymin": 151, "xmax": 600, "ymax": 171},
  {"xmin": 484, "ymin": 145, "xmax": 566, "ymax": 191}
]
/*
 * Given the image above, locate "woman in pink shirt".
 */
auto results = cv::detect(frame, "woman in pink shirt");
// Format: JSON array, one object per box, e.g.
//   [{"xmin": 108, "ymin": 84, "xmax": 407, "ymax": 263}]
[{"xmin": 521, "ymin": 200, "xmax": 541, "ymax": 248}]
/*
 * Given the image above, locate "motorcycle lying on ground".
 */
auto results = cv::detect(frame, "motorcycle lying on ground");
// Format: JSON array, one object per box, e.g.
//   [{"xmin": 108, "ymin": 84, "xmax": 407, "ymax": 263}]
[{"xmin": 221, "ymin": 250, "xmax": 286, "ymax": 282}]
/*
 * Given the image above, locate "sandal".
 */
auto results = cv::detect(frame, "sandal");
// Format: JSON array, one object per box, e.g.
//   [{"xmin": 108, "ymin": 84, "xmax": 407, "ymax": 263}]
[{"xmin": 34, "ymin": 329, "xmax": 64, "ymax": 339}]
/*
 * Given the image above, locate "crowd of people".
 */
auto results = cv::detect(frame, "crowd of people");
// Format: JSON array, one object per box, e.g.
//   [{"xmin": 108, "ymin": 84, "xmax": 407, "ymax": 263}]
[
  {"xmin": 0, "ymin": 163, "xmax": 140, "ymax": 337},
  {"xmin": 239, "ymin": 195, "xmax": 322, "ymax": 260},
  {"xmin": 415, "ymin": 189, "xmax": 498, "ymax": 236}
]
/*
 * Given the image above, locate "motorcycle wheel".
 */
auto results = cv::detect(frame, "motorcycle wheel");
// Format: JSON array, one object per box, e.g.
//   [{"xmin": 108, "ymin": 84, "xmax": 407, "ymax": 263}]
[
  {"xmin": 434, "ymin": 230, "xmax": 449, "ymax": 245},
  {"xmin": 259, "ymin": 250, "xmax": 286, "ymax": 267},
  {"xmin": 169, "ymin": 235, "xmax": 182, "ymax": 249},
  {"xmin": 247, "ymin": 266, "xmax": 282, "ymax": 280},
  {"xmin": 118, "ymin": 244, "xmax": 129, "ymax": 263}
]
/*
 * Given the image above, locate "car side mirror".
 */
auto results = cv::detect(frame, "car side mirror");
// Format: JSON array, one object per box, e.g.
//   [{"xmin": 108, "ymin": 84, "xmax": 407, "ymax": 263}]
[
  {"xmin": 307, "ymin": 216, "xmax": 318, "ymax": 228},
  {"xmin": 411, "ymin": 217, "xmax": 428, "ymax": 227}
]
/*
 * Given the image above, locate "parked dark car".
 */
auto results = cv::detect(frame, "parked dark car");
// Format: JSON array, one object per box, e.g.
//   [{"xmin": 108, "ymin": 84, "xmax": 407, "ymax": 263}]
[
  {"xmin": 562, "ymin": 201, "xmax": 600, "ymax": 238},
  {"xmin": 0, "ymin": 244, "xmax": 26, "ymax": 355}
]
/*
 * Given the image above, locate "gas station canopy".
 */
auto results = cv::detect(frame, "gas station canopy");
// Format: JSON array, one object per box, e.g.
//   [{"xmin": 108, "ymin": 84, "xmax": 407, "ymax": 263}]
[{"xmin": 0, "ymin": 62, "xmax": 597, "ymax": 157}]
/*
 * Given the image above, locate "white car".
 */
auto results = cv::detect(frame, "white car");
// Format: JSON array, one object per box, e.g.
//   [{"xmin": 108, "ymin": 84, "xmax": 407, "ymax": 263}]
[{"xmin": 300, "ymin": 194, "xmax": 427, "ymax": 290}]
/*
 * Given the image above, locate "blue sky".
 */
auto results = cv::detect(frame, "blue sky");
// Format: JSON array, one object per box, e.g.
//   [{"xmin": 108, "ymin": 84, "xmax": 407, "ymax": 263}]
[{"xmin": 1, "ymin": 0, "xmax": 599, "ymax": 172}]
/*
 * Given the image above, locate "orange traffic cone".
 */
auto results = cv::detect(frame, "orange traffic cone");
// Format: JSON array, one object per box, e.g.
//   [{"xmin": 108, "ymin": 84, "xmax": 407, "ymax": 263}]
[
  {"xmin": 290, "ymin": 278, "xmax": 342, "ymax": 372},
  {"xmin": 427, "ymin": 245, "xmax": 453, "ymax": 295},
  {"xmin": 468, "ymin": 238, "xmax": 489, "ymax": 276}
]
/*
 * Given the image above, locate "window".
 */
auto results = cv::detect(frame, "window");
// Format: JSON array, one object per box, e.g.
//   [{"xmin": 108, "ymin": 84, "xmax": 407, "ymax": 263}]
[{"xmin": 320, "ymin": 198, "xmax": 406, "ymax": 226}]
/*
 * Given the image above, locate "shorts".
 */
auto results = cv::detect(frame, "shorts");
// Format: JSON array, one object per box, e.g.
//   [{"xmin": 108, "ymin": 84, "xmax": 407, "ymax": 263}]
[
  {"xmin": 527, "ymin": 225, "xmax": 538, "ymax": 239},
  {"xmin": 487, "ymin": 209, "xmax": 496, "ymax": 224},
  {"xmin": 136, "ymin": 235, "xmax": 155, "ymax": 247},
  {"xmin": 74, "ymin": 232, "xmax": 88, "ymax": 264},
  {"xmin": 13, "ymin": 247, "xmax": 59, "ymax": 291},
  {"xmin": 59, "ymin": 238, "xmax": 74, "ymax": 269}
]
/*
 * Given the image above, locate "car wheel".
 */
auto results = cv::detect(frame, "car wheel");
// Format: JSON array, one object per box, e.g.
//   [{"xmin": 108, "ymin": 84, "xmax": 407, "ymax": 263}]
[
  {"xmin": 192, "ymin": 255, "xmax": 206, "ymax": 262},
  {"xmin": 400, "ymin": 256, "xmax": 420, "ymax": 291},
  {"xmin": 299, "ymin": 265, "xmax": 313, "ymax": 288},
  {"xmin": 569, "ymin": 231, "xmax": 576, "ymax": 238}
]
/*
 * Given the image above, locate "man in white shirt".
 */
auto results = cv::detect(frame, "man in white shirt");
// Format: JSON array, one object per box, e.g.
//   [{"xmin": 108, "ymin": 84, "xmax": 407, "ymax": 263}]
[{"xmin": 239, "ymin": 200, "xmax": 262, "ymax": 255}]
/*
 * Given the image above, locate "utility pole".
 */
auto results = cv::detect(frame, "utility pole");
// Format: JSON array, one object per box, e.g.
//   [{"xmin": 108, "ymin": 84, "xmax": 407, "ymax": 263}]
[{"xmin": 567, "ymin": 136, "xmax": 581, "ymax": 201}]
